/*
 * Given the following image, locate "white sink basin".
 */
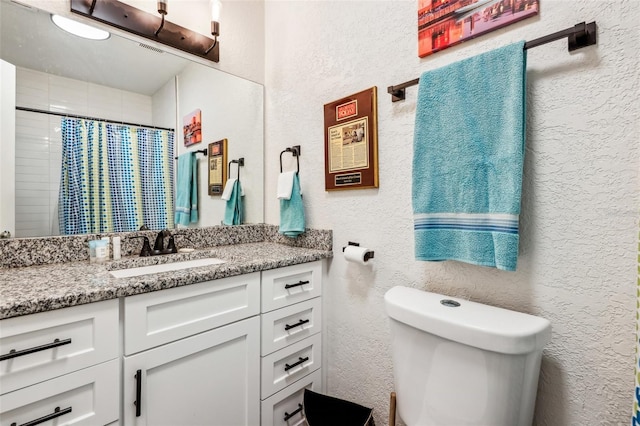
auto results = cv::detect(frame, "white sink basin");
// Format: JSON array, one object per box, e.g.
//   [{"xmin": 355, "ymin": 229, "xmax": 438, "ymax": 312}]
[{"xmin": 109, "ymin": 258, "xmax": 225, "ymax": 278}]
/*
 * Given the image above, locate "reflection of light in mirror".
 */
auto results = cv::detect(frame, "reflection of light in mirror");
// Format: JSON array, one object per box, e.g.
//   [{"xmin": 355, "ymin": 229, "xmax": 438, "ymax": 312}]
[
  {"xmin": 51, "ymin": 15, "xmax": 110, "ymax": 40},
  {"xmin": 50, "ymin": 105, "xmax": 71, "ymax": 111}
]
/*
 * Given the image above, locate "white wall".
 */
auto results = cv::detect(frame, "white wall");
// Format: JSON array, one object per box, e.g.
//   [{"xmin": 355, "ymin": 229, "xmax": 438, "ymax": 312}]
[
  {"xmin": 264, "ymin": 0, "xmax": 639, "ymax": 424},
  {"xmin": 0, "ymin": 60, "xmax": 16, "ymax": 236},
  {"xmin": 13, "ymin": 67, "xmax": 153, "ymax": 237},
  {"xmin": 176, "ymin": 62, "xmax": 264, "ymax": 227}
]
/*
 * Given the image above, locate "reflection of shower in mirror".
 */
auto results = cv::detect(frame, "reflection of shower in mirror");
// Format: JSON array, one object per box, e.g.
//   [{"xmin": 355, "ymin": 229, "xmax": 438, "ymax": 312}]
[{"xmin": 0, "ymin": 0, "xmax": 264, "ymax": 238}]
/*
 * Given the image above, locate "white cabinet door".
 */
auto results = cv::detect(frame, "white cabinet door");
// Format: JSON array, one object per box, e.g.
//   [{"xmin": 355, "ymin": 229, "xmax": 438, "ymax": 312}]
[{"xmin": 123, "ymin": 316, "xmax": 260, "ymax": 426}]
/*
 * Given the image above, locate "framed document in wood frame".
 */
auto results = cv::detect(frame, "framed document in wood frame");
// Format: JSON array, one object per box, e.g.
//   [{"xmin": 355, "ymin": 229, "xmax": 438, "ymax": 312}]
[
  {"xmin": 323, "ymin": 87, "xmax": 379, "ymax": 191},
  {"xmin": 208, "ymin": 139, "xmax": 227, "ymax": 196}
]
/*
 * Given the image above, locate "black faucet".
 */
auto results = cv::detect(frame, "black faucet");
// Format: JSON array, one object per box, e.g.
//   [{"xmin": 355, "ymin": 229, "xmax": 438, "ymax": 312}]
[
  {"xmin": 153, "ymin": 230, "xmax": 172, "ymax": 255},
  {"xmin": 130, "ymin": 236, "xmax": 153, "ymax": 257}
]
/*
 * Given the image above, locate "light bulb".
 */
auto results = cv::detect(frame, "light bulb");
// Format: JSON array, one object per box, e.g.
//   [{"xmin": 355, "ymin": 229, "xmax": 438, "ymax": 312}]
[{"xmin": 210, "ymin": 0, "xmax": 222, "ymax": 22}]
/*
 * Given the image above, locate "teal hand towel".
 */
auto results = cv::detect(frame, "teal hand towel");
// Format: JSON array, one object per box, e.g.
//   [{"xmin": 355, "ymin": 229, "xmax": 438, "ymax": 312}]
[
  {"xmin": 413, "ymin": 41, "xmax": 526, "ymax": 271},
  {"xmin": 175, "ymin": 152, "xmax": 198, "ymax": 226},
  {"xmin": 279, "ymin": 173, "xmax": 305, "ymax": 238},
  {"xmin": 223, "ymin": 180, "xmax": 244, "ymax": 225}
]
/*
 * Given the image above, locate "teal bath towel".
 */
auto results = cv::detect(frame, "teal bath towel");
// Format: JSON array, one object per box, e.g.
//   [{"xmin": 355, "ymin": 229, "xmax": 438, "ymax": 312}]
[
  {"xmin": 413, "ymin": 41, "xmax": 527, "ymax": 271},
  {"xmin": 175, "ymin": 152, "xmax": 198, "ymax": 226},
  {"xmin": 223, "ymin": 179, "xmax": 244, "ymax": 225},
  {"xmin": 279, "ymin": 173, "xmax": 305, "ymax": 238}
]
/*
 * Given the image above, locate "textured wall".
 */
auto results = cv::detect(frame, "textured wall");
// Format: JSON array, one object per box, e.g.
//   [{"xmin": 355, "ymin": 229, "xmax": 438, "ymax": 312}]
[{"xmin": 264, "ymin": 0, "xmax": 639, "ymax": 424}]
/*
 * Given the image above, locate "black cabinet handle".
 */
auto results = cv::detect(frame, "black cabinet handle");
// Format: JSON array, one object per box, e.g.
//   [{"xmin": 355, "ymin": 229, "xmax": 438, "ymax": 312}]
[
  {"xmin": 284, "ymin": 319, "xmax": 309, "ymax": 331},
  {"xmin": 284, "ymin": 356, "xmax": 309, "ymax": 372},
  {"xmin": 283, "ymin": 403, "xmax": 303, "ymax": 422},
  {"xmin": 0, "ymin": 338, "xmax": 72, "ymax": 361},
  {"xmin": 10, "ymin": 406, "xmax": 72, "ymax": 426},
  {"xmin": 284, "ymin": 280, "xmax": 309, "ymax": 290},
  {"xmin": 134, "ymin": 369, "xmax": 142, "ymax": 417}
]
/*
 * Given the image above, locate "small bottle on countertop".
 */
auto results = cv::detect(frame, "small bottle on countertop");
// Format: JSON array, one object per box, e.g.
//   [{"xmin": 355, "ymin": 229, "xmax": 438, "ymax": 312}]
[
  {"xmin": 94, "ymin": 239, "xmax": 108, "ymax": 263},
  {"xmin": 101, "ymin": 236, "xmax": 110, "ymax": 259},
  {"xmin": 112, "ymin": 236, "xmax": 121, "ymax": 260}
]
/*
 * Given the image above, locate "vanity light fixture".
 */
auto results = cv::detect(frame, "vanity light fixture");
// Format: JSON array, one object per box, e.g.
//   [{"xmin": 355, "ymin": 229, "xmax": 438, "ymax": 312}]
[
  {"xmin": 51, "ymin": 14, "xmax": 110, "ymax": 40},
  {"xmin": 205, "ymin": 0, "xmax": 221, "ymax": 54},
  {"xmin": 70, "ymin": 0, "xmax": 219, "ymax": 63},
  {"xmin": 154, "ymin": 0, "xmax": 168, "ymax": 37}
]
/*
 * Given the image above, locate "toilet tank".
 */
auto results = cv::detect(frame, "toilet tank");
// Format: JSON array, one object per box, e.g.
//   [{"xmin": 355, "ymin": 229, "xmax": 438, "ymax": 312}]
[{"xmin": 384, "ymin": 286, "xmax": 551, "ymax": 426}]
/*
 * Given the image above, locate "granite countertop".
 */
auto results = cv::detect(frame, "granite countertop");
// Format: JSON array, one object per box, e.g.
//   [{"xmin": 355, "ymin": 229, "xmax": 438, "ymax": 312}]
[{"xmin": 0, "ymin": 242, "xmax": 332, "ymax": 320}]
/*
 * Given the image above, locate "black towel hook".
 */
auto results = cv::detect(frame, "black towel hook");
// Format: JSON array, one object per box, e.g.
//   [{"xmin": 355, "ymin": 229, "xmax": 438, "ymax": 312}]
[
  {"xmin": 228, "ymin": 158, "xmax": 244, "ymax": 181},
  {"xmin": 280, "ymin": 145, "xmax": 301, "ymax": 173}
]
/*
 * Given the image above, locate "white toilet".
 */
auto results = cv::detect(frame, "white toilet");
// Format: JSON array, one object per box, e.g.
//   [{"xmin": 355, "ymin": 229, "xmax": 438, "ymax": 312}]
[{"xmin": 384, "ymin": 286, "xmax": 551, "ymax": 426}]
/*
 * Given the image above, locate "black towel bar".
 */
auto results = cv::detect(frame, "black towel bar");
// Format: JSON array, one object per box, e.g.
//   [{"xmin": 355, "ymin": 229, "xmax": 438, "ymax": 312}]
[
  {"xmin": 228, "ymin": 158, "xmax": 244, "ymax": 181},
  {"xmin": 388, "ymin": 21, "xmax": 597, "ymax": 102},
  {"xmin": 280, "ymin": 145, "xmax": 301, "ymax": 173},
  {"xmin": 174, "ymin": 148, "xmax": 207, "ymax": 159}
]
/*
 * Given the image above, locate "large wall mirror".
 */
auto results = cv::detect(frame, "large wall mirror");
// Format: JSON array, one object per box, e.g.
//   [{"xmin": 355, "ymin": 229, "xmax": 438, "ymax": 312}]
[{"xmin": 0, "ymin": 0, "xmax": 264, "ymax": 238}]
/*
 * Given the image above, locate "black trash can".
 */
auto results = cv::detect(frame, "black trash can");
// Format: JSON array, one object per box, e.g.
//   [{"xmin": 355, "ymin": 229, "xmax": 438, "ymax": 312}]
[{"xmin": 303, "ymin": 389, "xmax": 375, "ymax": 426}]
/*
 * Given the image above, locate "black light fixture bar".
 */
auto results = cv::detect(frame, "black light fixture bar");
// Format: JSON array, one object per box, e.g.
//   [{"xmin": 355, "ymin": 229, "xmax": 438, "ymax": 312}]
[
  {"xmin": 70, "ymin": 0, "xmax": 219, "ymax": 63},
  {"xmin": 387, "ymin": 21, "xmax": 597, "ymax": 102}
]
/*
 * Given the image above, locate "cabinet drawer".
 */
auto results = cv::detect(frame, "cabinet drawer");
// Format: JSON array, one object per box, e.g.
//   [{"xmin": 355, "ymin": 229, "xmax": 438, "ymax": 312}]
[
  {"xmin": 261, "ymin": 333, "xmax": 322, "ymax": 399},
  {"xmin": 0, "ymin": 299, "xmax": 118, "ymax": 395},
  {"xmin": 261, "ymin": 298, "xmax": 322, "ymax": 356},
  {"xmin": 0, "ymin": 358, "xmax": 119, "ymax": 426},
  {"xmin": 124, "ymin": 272, "xmax": 260, "ymax": 355},
  {"xmin": 261, "ymin": 261, "xmax": 322, "ymax": 313},
  {"xmin": 261, "ymin": 369, "xmax": 322, "ymax": 426}
]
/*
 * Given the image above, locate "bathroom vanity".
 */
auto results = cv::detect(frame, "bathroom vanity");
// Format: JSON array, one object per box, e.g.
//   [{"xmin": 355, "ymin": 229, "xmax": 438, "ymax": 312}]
[{"xmin": 0, "ymin": 231, "xmax": 330, "ymax": 426}]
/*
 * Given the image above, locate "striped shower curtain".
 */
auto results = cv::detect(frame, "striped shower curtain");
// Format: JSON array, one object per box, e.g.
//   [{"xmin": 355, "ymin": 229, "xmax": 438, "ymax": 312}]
[{"xmin": 58, "ymin": 118, "xmax": 174, "ymax": 234}]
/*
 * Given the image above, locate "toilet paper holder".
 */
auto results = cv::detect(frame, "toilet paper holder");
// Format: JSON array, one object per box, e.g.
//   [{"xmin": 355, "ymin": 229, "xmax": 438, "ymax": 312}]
[{"xmin": 342, "ymin": 242, "xmax": 374, "ymax": 261}]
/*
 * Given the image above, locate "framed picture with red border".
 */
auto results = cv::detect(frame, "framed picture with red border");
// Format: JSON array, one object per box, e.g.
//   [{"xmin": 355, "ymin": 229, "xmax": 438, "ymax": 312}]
[
  {"xmin": 323, "ymin": 87, "xmax": 378, "ymax": 191},
  {"xmin": 418, "ymin": 0, "xmax": 539, "ymax": 57}
]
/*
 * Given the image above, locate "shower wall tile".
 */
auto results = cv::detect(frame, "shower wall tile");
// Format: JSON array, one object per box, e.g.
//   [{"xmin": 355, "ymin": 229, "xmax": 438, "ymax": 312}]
[
  {"xmin": 48, "ymin": 75, "xmax": 88, "ymax": 115},
  {"xmin": 15, "ymin": 68, "xmax": 48, "ymax": 110},
  {"xmin": 87, "ymin": 83, "xmax": 124, "ymax": 122},
  {"xmin": 122, "ymin": 92, "xmax": 153, "ymax": 124}
]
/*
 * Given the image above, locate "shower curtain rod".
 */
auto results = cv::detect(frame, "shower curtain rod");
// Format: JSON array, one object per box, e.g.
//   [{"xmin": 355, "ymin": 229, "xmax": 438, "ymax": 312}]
[
  {"xmin": 387, "ymin": 21, "xmax": 597, "ymax": 102},
  {"xmin": 15, "ymin": 106, "xmax": 175, "ymax": 132}
]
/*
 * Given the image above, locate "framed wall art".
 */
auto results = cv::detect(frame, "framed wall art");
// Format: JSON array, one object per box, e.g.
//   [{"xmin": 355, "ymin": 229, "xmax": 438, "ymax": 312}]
[
  {"xmin": 418, "ymin": 0, "xmax": 539, "ymax": 57},
  {"xmin": 208, "ymin": 138, "xmax": 227, "ymax": 196},
  {"xmin": 183, "ymin": 108, "xmax": 202, "ymax": 146},
  {"xmin": 323, "ymin": 87, "xmax": 379, "ymax": 191}
]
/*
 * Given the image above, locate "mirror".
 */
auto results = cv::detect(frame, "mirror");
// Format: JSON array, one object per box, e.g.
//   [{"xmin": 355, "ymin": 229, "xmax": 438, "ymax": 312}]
[{"xmin": 0, "ymin": 0, "xmax": 264, "ymax": 238}]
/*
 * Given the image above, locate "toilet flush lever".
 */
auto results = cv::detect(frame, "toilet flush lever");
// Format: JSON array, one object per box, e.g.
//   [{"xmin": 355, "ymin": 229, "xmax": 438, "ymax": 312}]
[{"xmin": 440, "ymin": 299, "xmax": 461, "ymax": 307}]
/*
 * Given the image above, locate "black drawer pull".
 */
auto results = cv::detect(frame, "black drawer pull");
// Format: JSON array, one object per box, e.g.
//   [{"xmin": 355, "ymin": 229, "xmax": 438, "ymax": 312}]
[
  {"xmin": 284, "ymin": 319, "xmax": 309, "ymax": 331},
  {"xmin": 283, "ymin": 403, "xmax": 303, "ymax": 422},
  {"xmin": 284, "ymin": 280, "xmax": 309, "ymax": 290},
  {"xmin": 135, "ymin": 369, "xmax": 142, "ymax": 417},
  {"xmin": 10, "ymin": 406, "xmax": 72, "ymax": 426},
  {"xmin": 284, "ymin": 356, "xmax": 309, "ymax": 372},
  {"xmin": 0, "ymin": 338, "xmax": 72, "ymax": 361}
]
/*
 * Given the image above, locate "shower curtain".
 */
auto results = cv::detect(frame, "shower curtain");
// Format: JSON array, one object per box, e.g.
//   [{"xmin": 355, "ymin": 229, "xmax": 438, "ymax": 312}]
[{"xmin": 58, "ymin": 118, "xmax": 174, "ymax": 234}]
